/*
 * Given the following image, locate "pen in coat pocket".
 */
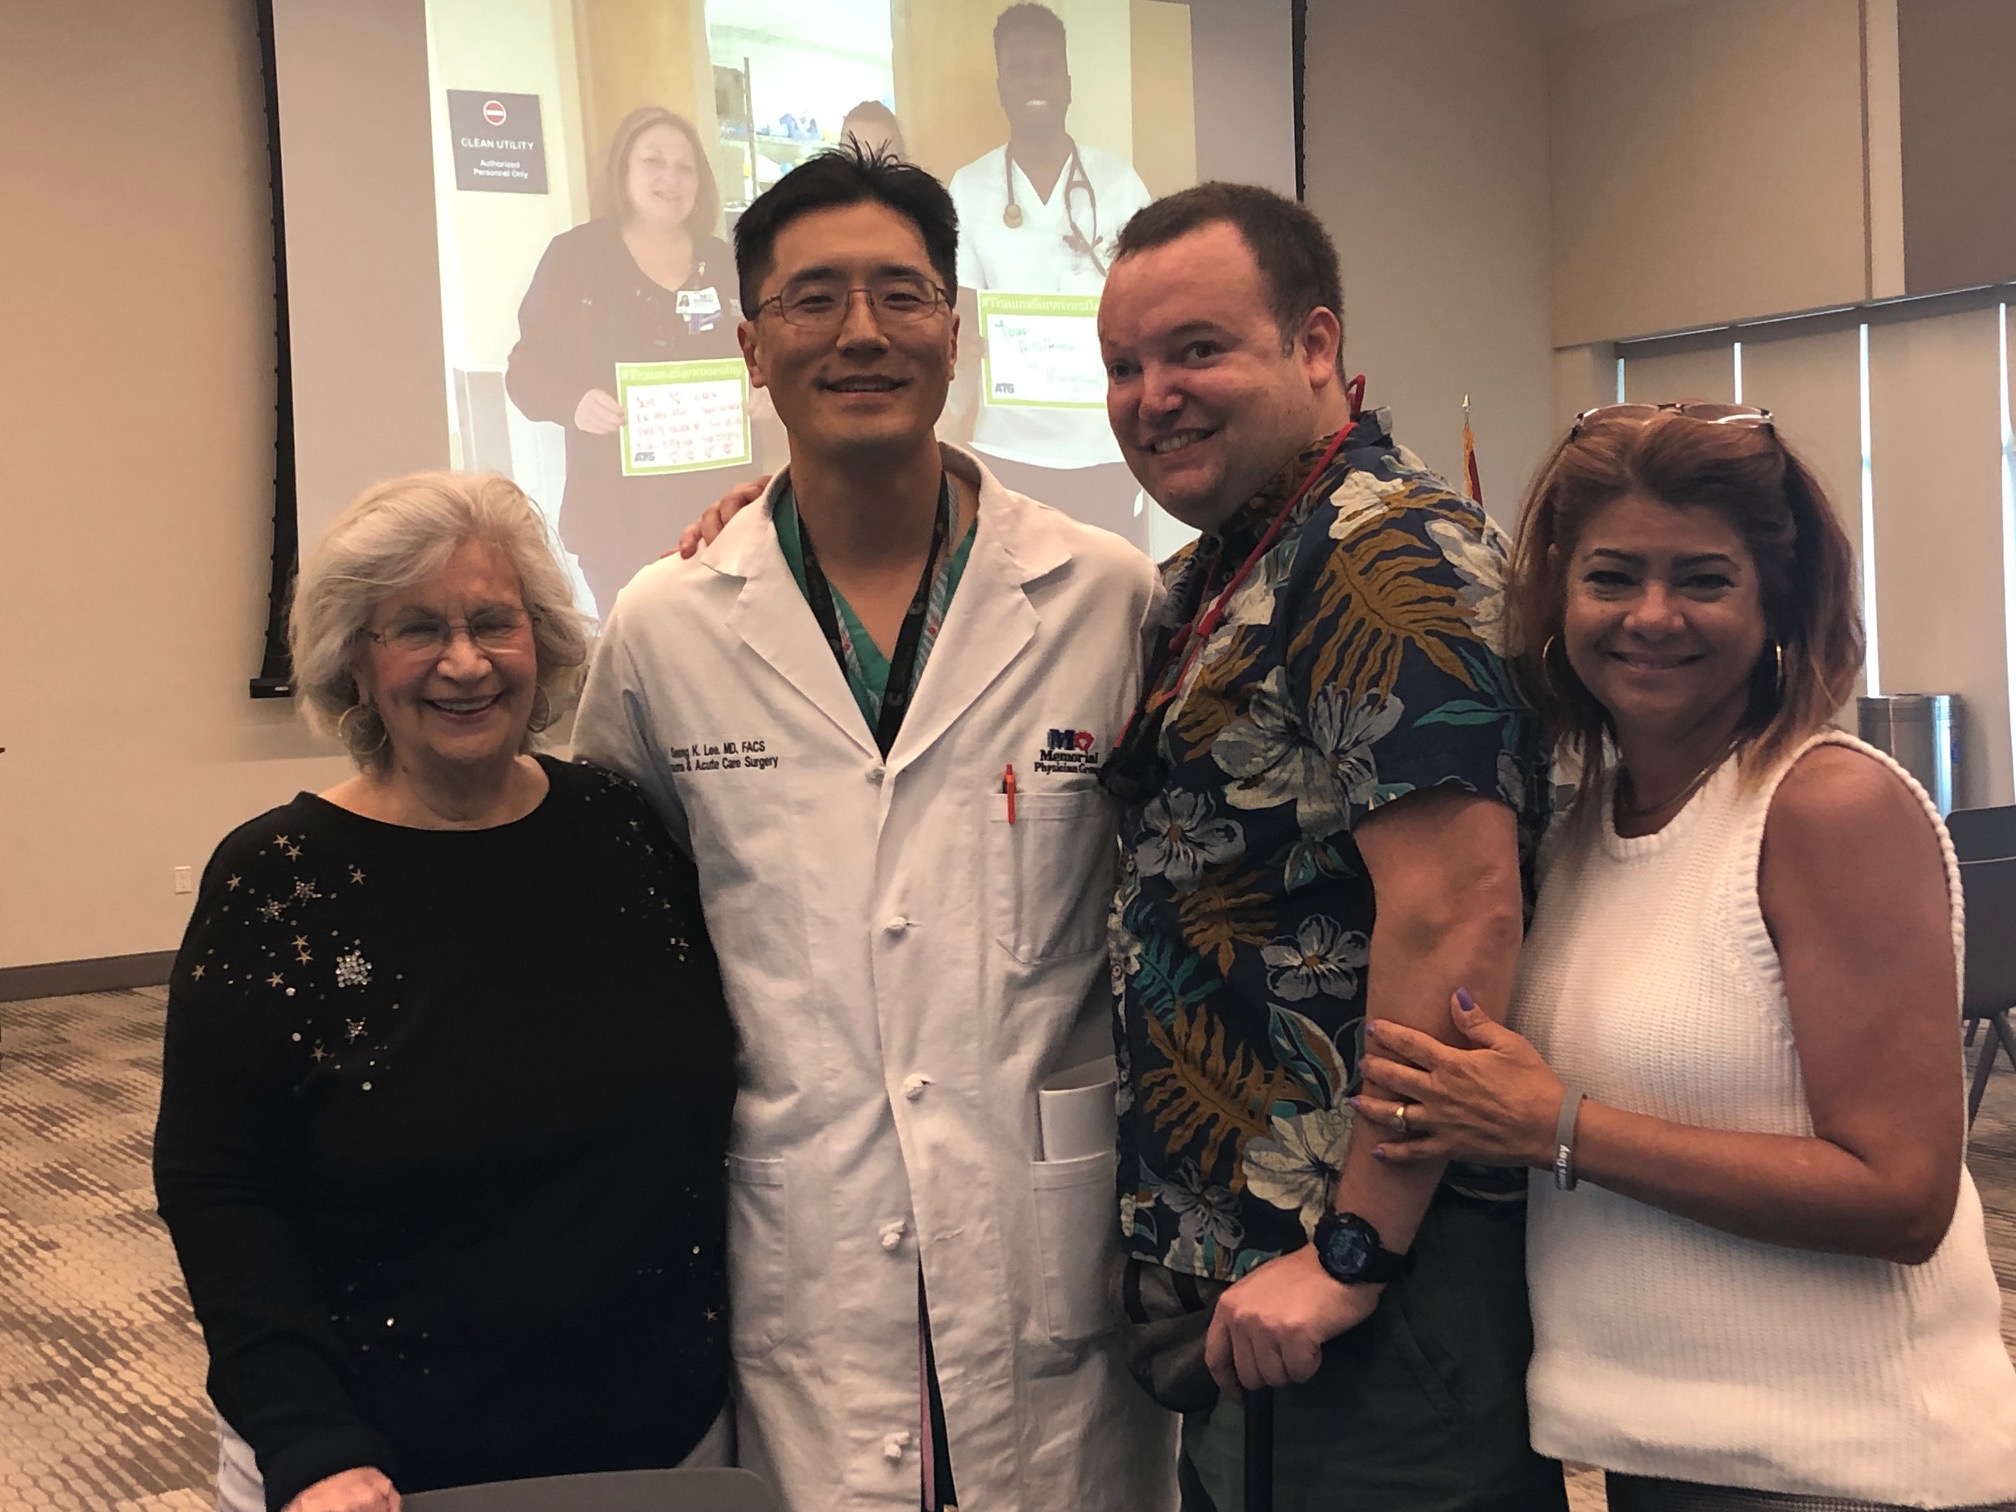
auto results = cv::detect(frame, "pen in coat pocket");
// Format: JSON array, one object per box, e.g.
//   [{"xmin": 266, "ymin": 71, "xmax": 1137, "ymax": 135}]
[{"xmin": 1001, "ymin": 763, "xmax": 1017, "ymax": 825}]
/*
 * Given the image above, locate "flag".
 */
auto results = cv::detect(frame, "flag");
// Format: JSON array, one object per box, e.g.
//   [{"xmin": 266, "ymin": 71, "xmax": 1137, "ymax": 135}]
[{"xmin": 1462, "ymin": 396, "xmax": 1483, "ymax": 506}]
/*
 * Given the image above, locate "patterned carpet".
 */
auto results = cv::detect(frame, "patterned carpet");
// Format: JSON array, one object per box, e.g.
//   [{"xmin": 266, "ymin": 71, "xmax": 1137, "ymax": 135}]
[
  {"xmin": 0, "ymin": 989, "xmax": 210, "ymax": 1512},
  {"xmin": 1, "ymin": 986, "xmax": 2012, "ymax": 1512}
]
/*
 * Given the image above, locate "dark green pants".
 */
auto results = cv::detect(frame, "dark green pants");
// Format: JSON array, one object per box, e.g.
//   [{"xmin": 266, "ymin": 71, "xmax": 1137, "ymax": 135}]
[{"xmin": 1179, "ymin": 1195, "xmax": 1567, "ymax": 1512}]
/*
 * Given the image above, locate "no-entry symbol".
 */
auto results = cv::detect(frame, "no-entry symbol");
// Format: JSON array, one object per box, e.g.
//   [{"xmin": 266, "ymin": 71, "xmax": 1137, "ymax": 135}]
[{"xmin": 482, "ymin": 99, "xmax": 508, "ymax": 126}]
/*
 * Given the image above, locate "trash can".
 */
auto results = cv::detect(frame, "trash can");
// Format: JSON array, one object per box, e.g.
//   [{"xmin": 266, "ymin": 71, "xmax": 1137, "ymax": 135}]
[{"xmin": 1857, "ymin": 694, "xmax": 1958, "ymax": 815}]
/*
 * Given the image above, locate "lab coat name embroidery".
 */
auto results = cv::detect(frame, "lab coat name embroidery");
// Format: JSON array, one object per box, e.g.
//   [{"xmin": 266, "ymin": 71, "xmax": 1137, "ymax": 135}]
[
  {"xmin": 1033, "ymin": 727, "xmax": 1101, "ymax": 776},
  {"xmin": 667, "ymin": 738, "xmax": 779, "ymax": 774}
]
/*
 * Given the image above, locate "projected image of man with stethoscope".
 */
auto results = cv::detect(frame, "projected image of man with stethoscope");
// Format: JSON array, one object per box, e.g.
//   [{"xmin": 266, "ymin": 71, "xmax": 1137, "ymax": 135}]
[{"xmin": 947, "ymin": 3, "xmax": 1153, "ymax": 544}]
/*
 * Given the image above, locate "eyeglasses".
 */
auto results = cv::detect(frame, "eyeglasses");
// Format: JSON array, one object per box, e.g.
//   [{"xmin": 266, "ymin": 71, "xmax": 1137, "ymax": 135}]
[
  {"xmin": 1572, "ymin": 402, "xmax": 1774, "ymax": 435},
  {"xmin": 752, "ymin": 273, "xmax": 951, "ymax": 330},
  {"xmin": 364, "ymin": 608, "xmax": 539, "ymax": 659}
]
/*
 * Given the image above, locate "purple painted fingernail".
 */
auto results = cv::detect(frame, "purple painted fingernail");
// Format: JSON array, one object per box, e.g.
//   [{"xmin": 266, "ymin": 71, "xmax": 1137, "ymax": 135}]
[{"xmin": 1455, "ymin": 987, "xmax": 1479, "ymax": 1013}]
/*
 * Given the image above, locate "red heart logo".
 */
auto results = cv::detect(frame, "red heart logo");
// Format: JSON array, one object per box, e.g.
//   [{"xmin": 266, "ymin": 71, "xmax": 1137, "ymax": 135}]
[{"xmin": 1075, "ymin": 730, "xmax": 1095, "ymax": 752}]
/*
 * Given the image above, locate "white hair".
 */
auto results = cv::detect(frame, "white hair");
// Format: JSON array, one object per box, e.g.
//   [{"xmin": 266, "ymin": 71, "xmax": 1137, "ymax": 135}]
[{"xmin": 288, "ymin": 471, "xmax": 593, "ymax": 771}]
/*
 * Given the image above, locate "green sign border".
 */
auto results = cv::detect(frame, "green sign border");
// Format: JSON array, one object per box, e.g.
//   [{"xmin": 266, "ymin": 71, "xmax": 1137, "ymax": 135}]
[
  {"xmin": 616, "ymin": 358, "xmax": 753, "ymax": 476},
  {"xmin": 977, "ymin": 290, "xmax": 1105, "ymax": 411}
]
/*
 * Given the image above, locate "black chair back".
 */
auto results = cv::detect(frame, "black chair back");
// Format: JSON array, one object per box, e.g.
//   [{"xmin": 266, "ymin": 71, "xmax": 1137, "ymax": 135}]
[
  {"xmin": 402, "ymin": 1468, "xmax": 782, "ymax": 1512},
  {"xmin": 1960, "ymin": 856, "xmax": 2016, "ymax": 1020},
  {"xmin": 1949, "ymin": 804, "xmax": 2016, "ymax": 862}
]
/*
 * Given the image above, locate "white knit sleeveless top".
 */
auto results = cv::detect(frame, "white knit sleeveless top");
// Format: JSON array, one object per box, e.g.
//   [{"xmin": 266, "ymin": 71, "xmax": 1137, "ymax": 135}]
[{"xmin": 1511, "ymin": 729, "xmax": 2016, "ymax": 1507}]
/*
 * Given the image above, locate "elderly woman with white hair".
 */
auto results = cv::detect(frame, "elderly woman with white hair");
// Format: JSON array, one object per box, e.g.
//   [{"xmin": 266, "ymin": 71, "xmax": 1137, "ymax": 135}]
[{"xmin": 153, "ymin": 472, "xmax": 735, "ymax": 1512}]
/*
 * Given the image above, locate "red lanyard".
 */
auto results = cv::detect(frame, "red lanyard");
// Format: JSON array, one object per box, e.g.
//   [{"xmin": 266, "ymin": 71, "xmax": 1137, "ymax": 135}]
[{"xmin": 1136, "ymin": 417, "xmax": 1357, "ymax": 730}]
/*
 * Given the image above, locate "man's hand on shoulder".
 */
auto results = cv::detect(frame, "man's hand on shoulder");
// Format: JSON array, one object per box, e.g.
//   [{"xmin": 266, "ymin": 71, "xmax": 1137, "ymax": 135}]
[
  {"xmin": 1203, "ymin": 1245, "xmax": 1379, "ymax": 1398},
  {"xmin": 675, "ymin": 475, "xmax": 772, "ymax": 558}
]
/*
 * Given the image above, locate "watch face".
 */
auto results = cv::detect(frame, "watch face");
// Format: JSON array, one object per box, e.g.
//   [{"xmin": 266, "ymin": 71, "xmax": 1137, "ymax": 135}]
[{"xmin": 1320, "ymin": 1214, "xmax": 1375, "ymax": 1276}]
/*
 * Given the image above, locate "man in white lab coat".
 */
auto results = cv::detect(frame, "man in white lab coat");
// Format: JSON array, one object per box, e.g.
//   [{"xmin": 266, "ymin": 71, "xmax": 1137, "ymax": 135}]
[
  {"xmin": 945, "ymin": 3, "xmax": 1154, "ymax": 545},
  {"xmin": 571, "ymin": 145, "xmax": 1177, "ymax": 1512}
]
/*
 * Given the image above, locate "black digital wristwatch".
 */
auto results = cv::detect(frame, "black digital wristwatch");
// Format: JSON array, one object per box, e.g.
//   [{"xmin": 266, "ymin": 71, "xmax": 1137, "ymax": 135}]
[{"xmin": 1312, "ymin": 1210, "xmax": 1413, "ymax": 1285}]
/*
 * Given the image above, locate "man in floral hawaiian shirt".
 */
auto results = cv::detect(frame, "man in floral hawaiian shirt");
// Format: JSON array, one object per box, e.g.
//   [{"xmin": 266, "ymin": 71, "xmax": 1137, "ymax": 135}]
[{"xmin": 1097, "ymin": 184, "xmax": 1566, "ymax": 1510}]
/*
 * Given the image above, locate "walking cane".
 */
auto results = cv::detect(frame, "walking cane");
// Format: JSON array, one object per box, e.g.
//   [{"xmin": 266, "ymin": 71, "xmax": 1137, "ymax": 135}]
[{"xmin": 1243, "ymin": 1386, "xmax": 1275, "ymax": 1512}]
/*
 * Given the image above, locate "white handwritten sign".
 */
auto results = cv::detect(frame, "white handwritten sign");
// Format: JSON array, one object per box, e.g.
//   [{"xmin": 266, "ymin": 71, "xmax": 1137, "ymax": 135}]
[
  {"xmin": 616, "ymin": 358, "xmax": 751, "ymax": 476},
  {"xmin": 978, "ymin": 291, "xmax": 1105, "ymax": 410}
]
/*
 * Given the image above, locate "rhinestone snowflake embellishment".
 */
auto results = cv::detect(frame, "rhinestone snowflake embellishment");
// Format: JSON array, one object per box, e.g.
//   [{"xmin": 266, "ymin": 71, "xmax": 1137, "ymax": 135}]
[{"xmin": 335, "ymin": 948, "xmax": 373, "ymax": 989}]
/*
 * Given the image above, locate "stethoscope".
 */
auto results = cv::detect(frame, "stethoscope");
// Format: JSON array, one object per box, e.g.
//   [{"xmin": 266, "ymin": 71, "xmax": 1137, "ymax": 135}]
[{"xmin": 1002, "ymin": 140, "xmax": 1104, "ymax": 275}]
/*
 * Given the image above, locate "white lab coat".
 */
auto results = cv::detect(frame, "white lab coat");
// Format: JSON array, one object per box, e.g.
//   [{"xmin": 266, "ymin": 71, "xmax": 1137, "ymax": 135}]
[{"xmin": 570, "ymin": 446, "xmax": 1178, "ymax": 1512}]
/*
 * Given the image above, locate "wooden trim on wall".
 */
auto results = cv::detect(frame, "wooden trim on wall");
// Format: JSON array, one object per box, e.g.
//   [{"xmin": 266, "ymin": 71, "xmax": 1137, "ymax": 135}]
[{"xmin": 0, "ymin": 952, "xmax": 175, "ymax": 1004}]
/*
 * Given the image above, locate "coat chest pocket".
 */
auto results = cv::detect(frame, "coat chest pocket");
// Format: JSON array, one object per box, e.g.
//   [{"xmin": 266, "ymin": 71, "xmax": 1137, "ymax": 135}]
[
  {"xmin": 725, "ymin": 1153, "xmax": 789, "ymax": 1361},
  {"xmin": 988, "ymin": 788, "xmax": 1118, "ymax": 964}
]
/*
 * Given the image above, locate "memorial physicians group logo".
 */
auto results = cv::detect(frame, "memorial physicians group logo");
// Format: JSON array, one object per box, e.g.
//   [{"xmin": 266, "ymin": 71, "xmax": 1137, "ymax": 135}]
[{"xmin": 1034, "ymin": 726, "xmax": 1102, "ymax": 776}]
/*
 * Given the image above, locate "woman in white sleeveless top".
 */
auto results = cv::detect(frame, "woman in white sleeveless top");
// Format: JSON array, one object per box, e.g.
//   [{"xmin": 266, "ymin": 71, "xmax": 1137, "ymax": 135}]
[{"xmin": 1355, "ymin": 404, "xmax": 2016, "ymax": 1512}]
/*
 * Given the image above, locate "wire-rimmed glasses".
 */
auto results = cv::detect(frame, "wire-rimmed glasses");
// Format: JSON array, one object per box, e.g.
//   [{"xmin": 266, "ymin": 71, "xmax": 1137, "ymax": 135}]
[
  {"xmin": 363, "ymin": 608, "xmax": 539, "ymax": 660},
  {"xmin": 751, "ymin": 272, "xmax": 952, "ymax": 330}
]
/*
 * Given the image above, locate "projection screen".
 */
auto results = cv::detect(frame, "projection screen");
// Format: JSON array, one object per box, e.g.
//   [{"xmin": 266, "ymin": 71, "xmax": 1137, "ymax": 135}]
[{"xmin": 268, "ymin": 0, "xmax": 1297, "ymax": 622}]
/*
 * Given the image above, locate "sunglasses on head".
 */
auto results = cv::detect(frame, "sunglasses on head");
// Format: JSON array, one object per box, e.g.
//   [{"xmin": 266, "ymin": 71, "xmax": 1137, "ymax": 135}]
[{"xmin": 1572, "ymin": 402, "xmax": 1774, "ymax": 436}]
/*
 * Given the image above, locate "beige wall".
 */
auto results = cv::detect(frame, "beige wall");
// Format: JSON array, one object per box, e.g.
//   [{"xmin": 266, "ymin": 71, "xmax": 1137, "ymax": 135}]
[
  {"xmin": 1622, "ymin": 345, "xmax": 1735, "ymax": 406},
  {"xmin": 1738, "ymin": 325, "xmax": 1870, "ymax": 706},
  {"xmin": 1304, "ymin": 0, "xmax": 1558, "ymax": 524},
  {"xmin": 1868, "ymin": 307, "xmax": 2013, "ymax": 807},
  {"xmin": 0, "ymin": 0, "xmax": 353, "ymax": 969},
  {"xmin": 1547, "ymin": 0, "xmax": 1870, "ymax": 345}
]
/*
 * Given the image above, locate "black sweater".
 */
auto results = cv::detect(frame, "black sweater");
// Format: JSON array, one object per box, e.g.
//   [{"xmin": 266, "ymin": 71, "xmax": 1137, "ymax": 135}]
[{"xmin": 154, "ymin": 758, "xmax": 735, "ymax": 1511}]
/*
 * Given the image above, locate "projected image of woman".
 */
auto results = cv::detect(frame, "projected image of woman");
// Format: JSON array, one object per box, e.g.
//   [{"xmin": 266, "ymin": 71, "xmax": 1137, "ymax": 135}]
[{"xmin": 506, "ymin": 106, "xmax": 756, "ymax": 617}]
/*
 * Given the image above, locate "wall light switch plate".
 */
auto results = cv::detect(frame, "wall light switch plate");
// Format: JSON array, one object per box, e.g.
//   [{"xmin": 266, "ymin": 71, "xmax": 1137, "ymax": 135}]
[{"xmin": 173, "ymin": 866, "xmax": 193, "ymax": 894}]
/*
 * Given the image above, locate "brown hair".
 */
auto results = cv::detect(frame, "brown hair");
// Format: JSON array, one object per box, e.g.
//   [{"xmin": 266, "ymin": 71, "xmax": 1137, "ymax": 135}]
[
  {"xmin": 599, "ymin": 106, "xmax": 721, "ymax": 234},
  {"xmin": 1508, "ymin": 408, "xmax": 1863, "ymax": 803}
]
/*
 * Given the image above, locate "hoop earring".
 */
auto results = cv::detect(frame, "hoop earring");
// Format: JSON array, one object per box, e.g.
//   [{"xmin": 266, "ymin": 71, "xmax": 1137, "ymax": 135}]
[
  {"xmin": 1537, "ymin": 635, "xmax": 1568, "ymax": 701},
  {"xmin": 527, "ymin": 686, "xmax": 553, "ymax": 734},
  {"xmin": 336, "ymin": 703, "xmax": 388, "ymax": 756}
]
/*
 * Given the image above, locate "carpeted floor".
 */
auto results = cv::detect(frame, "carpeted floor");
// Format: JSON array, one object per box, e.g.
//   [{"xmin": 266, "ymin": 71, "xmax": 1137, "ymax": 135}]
[
  {"xmin": 0, "ymin": 988, "xmax": 210, "ymax": 1512},
  {"xmin": 1, "ymin": 985, "xmax": 2012, "ymax": 1511}
]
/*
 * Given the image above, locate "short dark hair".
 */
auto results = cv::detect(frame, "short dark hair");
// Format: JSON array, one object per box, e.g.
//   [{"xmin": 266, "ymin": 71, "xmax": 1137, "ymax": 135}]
[
  {"xmin": 994, "ymin": 2, "xmax": 1066, "ymax": 55},
  {"xmin": 733, "ymin": 142, "xmax": 960, "ymax": 315},
  {"xmin": 1113, "ymin": 182, "xmax": 1345, "ymax": 362},
  {"xmin": 599, "ymin": 106, "xmax": 721, "ymax": 234}
]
